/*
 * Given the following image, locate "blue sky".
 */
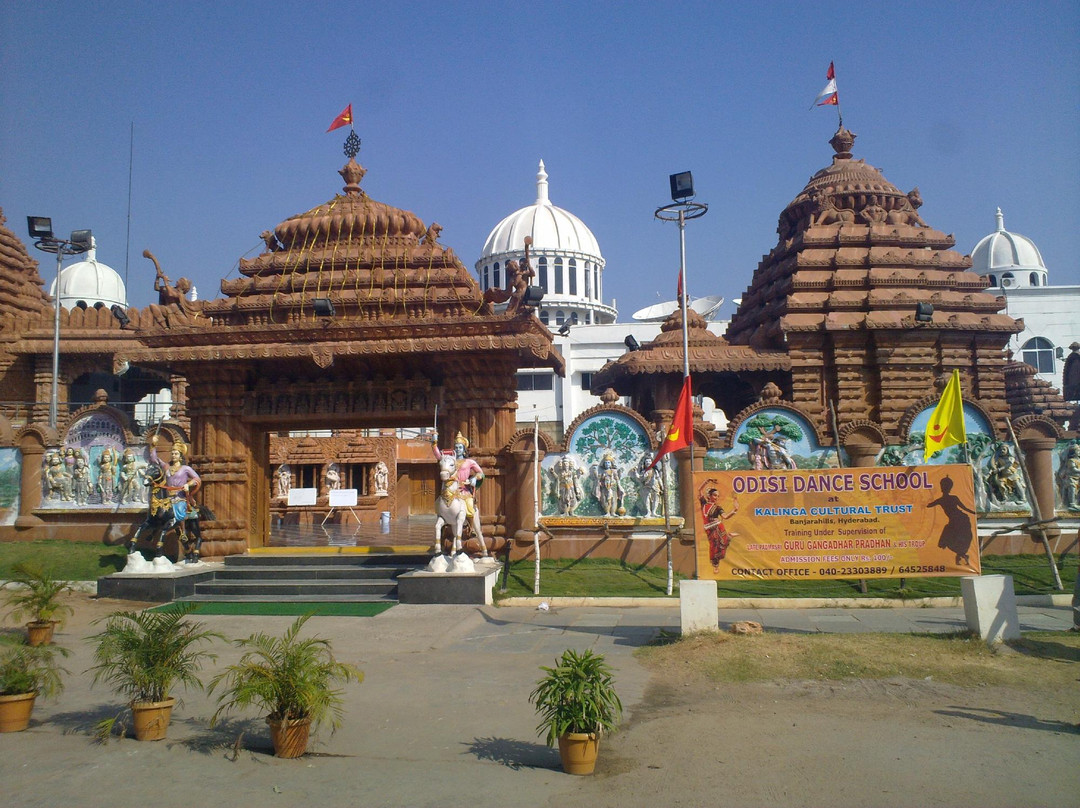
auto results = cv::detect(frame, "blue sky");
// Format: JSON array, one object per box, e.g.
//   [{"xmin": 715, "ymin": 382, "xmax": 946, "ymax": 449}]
[{"xmin": 2, "ymin": 1, "xmax": 1077, "ymax": 319}]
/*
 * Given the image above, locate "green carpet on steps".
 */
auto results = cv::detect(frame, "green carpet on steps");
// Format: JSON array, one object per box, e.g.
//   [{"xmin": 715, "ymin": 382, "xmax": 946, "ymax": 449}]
[{"xmin": 149, "ymin": 601, "xmax": 395, "ymax": 616}]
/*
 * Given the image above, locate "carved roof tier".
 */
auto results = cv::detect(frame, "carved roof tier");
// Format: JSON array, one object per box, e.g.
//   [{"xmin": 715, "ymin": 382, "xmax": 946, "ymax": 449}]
[
  {"xmin": 592, "ymin": 307, "xmax": 790, "ymax": 391},
  {"xmin": 726, "ymin": 127, "xmax": 1018, "ymax": 350},
  {"xmin": 0, "ymin": 208, "xmax": 50, "ymax": 321},
  {"xmin": 202, "ymin": 158, "xmax": 489, "ymax": 327}
]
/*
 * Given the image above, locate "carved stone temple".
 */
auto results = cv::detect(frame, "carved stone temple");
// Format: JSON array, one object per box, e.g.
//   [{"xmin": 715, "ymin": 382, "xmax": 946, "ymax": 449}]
[{"xmin": 0, "ymin": 127, "xmax": 1074, "ymax": 566}]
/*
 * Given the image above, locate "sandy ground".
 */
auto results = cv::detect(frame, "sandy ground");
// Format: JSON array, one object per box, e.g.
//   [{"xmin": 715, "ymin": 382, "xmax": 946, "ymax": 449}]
[{"xmin": 1, "ymin": 592, "xmax": 1077, "ymax": 808}]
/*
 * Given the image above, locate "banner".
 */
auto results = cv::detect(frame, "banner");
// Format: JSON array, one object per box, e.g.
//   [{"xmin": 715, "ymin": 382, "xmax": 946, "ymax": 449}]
[{"xmin": 693, "ymin": 465, "xmax": 980, "ymax": 581}]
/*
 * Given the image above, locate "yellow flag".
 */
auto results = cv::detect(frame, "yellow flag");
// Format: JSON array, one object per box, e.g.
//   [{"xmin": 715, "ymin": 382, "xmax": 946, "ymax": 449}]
[{"xmin": 923, "ymin": 369, "xmax": 966, "ymax": 462}]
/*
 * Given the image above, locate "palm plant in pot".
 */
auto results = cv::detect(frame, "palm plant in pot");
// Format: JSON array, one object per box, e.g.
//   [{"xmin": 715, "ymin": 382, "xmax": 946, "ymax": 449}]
[
  {"xmin": 209, "ymin": 614, "xmax": 363, "ymax": 758},
  {"xmin": 88, "ymin": 603, "xmax": 221, "ymax": 741},
  {"xmin": 2, "ymin": 562, "xmax": 75, "ymax": 646},
  {"xmin": 0, "ymin": 634, "xmax": 69, "ymax": 732},
  {"xmin": 529, "ymin": 648, "xmax": 623, "ymax": 775}
]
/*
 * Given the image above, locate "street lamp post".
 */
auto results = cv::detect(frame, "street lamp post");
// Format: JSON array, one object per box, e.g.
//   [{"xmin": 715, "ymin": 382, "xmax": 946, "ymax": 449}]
[
  {"xmin": 26, "ymin": 217, "xmax": 93, "ymax": 431},
  {"xmin": 655, "ymin": 174, "xmax": 707, "ymax": 583}
]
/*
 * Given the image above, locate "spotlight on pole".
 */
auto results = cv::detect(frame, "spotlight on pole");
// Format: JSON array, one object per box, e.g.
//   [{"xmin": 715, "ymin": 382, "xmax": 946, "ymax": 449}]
[
  {"xmin": 669, "ymin": 172, "xmax": 695, "ymax": 202},
  {"xmin": 26, "ymin": 218, "xmax": 93, "ymax": 431}
]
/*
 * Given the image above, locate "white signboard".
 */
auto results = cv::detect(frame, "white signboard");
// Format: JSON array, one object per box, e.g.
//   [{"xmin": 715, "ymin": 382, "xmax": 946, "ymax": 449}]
[
  {"xmin": 329, "ymin": 489, "xmax": 358, "ymax": 507},
  {"xmin": 287, "ymin": 488, "xmax": 317, "ymax": 507}
]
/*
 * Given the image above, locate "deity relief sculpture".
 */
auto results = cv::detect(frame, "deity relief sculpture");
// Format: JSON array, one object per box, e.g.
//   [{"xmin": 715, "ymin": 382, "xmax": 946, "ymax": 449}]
[
  {"xmin": 593, "ymin": 452, "xmax": 625, "ymax": 518},
  {"xmin": 374, "ymin": 461, "xmax": 389, "ymax": 497},
  {"xmin": 632, "ymin": 455, "xmax": 663, "ymax": 518},
  {"xmin": 96, "ymin": 447, "xmax": 120, "ymax": 503},
  {"xmin": 276, "ymin": 464, "xmax": 291, "ymax": 500},
  {"xmin": 325, "ymin": 464, "xmax": 341, "ymax": 491},
  {"xmin": 44, "ymin": 452, "xmax": 73, "ymax": 501},
  {"xmin": 748, "ymin": 426, "xmax": 797, "ymax": 470},
  {"xmin": 550, "ymin": 455, "xmax": 583, "ymax": 516},
  {"xmin": 116, "ymin": 448, "xmax": 145, "ymax": 505},
  {"xmin": 985, "ymin": 444, "xmax": 1026, "ymax": 506},
  {"xmin": 71, "ymin": 455, "xmax": 92, "ymax": 505},
  {"xmin": 1058, "ymin": 442, "xmax": 1080, "ymax": 510}
]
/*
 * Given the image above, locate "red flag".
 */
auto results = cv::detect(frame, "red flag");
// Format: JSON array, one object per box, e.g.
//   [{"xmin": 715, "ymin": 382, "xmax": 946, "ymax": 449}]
[
  {"xmin": 326, "ymin": 104, "xmax": 353, "ymax": 132},
  {"xmin": 649, "ymin": 376, "xmax": 693, "ymax": 469},
  {"xmin": 812, "ymin": 62, "xmax": 838, "ymax": 107}
]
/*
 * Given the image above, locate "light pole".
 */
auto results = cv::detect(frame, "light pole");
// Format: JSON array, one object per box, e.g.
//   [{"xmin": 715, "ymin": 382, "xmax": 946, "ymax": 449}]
[
  {"xmin": 26, "ymin": 217, "xmax": 93, "ymax": 431},
  {"xmin": 655, "ymin": 172, "xmax": 708, "ymax": 378},
  {"xmin": 655, "ymin": 173, "xmax": 707, "ymax": 581}
]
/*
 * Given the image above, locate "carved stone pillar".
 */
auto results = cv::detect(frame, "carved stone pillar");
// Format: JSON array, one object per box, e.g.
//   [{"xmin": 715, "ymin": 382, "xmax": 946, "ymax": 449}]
[
  {"xmin": 14, "ymin": 435, "xmax": 45, "ymax": 529},
  {"xmin": 185, "ymin": 367, "xmax": 256, "ymax": 558},
  {"xmin": 510, "ymin": 446, "xmax": 545, "ymax": 541},
  {"xmin": 1019, "ymin": 436, "xmax": 1060, "ymax": 543}
]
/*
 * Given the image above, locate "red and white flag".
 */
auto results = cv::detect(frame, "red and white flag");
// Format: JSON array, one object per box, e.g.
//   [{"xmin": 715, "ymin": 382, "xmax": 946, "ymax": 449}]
[
  {"xmin": 648, "ymin": 376, "xmax": 693, "ymax": 469},
  {"xmin": 326, "ymin": 104, "xmax": 353, "ymax": 132},
  {"xmin": 812, "ymin": 62, "xmax": 838, "ymax": 107}
]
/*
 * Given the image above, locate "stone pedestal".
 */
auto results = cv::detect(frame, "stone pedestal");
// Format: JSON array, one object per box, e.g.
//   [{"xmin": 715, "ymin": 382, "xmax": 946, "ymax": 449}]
[
  {"xmin": 961, "ymin": 574, "xmax": 1020, "ymax": 643},
  {"xmin": 679, "ymin": 579, "xmax": 718, "ymax": 634},
  {"xmin": 397, "ymin": 565, "xmax": 502, "ymax": 605}
]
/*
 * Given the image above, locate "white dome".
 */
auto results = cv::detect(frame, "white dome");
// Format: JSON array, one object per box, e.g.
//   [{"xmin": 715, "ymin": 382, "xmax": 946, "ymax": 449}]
[
  {"xmin": 49, "ymin": 239, "xmax": 127, "ymax": 310},
  {"xmin": 971, "ymin": 209, "xmax": 1048, "ymax": 289},
  {"xmin": 480, "ymin": 161, "xmax": 603, "ymax": 261}
]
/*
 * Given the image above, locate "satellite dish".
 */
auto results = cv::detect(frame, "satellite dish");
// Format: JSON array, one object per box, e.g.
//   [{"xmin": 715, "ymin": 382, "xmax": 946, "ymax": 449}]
[{"xmin": 632, "ymin": 295, "xmax": 724, "ymax": 322}]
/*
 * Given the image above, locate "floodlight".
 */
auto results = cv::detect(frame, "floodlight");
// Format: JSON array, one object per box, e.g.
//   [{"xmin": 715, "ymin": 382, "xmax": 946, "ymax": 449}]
[
  {"xmin": 27, "ymin": 217, "xmax": 53, "ymax": 241},
  {"xmin": 313, "ymin": 298, "xmax": 336, "ymax": 317},
  {"xmin": 914, "ymin": 302, "xmax": 933, "ymax": 322},
  {"xmin": 669, "ymin": 171, "xmax": 694, "ymax": 202},
  {"xmin": 521, "ymin": 286, "xmax": 544, "ymax": 308},
  {"xmin": 624, "ymin": 335, "xmax": 641, "ymax": 351}
]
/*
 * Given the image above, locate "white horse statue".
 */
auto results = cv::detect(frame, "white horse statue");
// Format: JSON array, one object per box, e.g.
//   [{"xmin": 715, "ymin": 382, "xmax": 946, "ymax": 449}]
[{"xmin": 433, "ymin": 453, "xmax": 488, "ymax": 557}]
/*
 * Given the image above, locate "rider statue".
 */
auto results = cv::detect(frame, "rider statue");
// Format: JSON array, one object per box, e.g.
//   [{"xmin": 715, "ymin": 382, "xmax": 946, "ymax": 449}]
[
  {"xmin": 143, "ymin": 434, "xmax": 203, "ymax": 562},
  {"xmin": 430, "ymin": 429, "xmax": 486, "ymax": 553}
]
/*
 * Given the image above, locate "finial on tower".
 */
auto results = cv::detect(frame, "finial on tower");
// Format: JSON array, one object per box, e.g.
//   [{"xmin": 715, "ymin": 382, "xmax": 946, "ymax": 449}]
[{"xmin": 536, "ymin": 160, "xmax": 550, "ymax": 205}]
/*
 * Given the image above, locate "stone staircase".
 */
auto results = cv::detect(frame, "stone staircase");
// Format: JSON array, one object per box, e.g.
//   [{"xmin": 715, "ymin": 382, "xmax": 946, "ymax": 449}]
[{"xmin": 177, "ymin": 553, "xmax": 430, "ymax": 603}]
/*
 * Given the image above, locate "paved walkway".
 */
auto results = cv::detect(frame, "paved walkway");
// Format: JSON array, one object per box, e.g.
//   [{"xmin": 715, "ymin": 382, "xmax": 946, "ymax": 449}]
[{"xmin": 2, "ymin": 598, "xmax": 1075, "ymax": 808}]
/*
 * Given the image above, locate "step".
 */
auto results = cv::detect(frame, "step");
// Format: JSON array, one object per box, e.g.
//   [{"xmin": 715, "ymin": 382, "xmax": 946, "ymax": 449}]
[
  {"xmin": 193, "ymin": 580, "xmax": 398, "ymax": 598},
  {"xmin": 212, "ymin": 565, "xmax": 413, "ymax": 581},
  {"xmin": 225, "ymin": 553, "xmax": 430, "ymax": 568},
  {"xmin": 178, "ymin": 593, "xmax": 398, "ymax": 603}
]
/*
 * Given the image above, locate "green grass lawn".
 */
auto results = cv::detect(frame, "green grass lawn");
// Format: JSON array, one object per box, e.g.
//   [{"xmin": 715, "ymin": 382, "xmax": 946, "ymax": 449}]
[
  {"xmin": 0, "ymin": 541, "xmax": 1074, "ymax": 602},
  {"xmin": 0, "ymin": 540, "xmax": 128, "ymax": 581},
  {"xmin": 497, "ymin": 554, "xmax": 1078, "ymax": 599}
]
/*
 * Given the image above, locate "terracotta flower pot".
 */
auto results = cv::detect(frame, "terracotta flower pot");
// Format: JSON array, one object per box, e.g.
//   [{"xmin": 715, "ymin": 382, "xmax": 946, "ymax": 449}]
[
  {"xmin": 267, "ymin": 716, "xmax": 312, "ymax": 758},
  {"xmin": 558, "ymin": 732, "xmax": 600, "ymax": 775},
  {"xmin": 26, "ymin": 621, "xmax": 56, "ymax": 647},
  {"xmin": 131, "ymin": 697, "xmax": 176, "ymax": 741},
  {"xmin": 0, "ymin": 691, "xmax": 37, "ymax": 733}
]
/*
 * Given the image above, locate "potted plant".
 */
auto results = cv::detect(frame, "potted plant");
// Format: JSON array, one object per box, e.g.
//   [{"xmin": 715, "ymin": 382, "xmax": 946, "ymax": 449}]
[
  {"xmin": 529, "ymin": 648, "xmax": 623, "ymax": 775},
  {"xmin": 2, "ymin": 563, "xmax": 75, "ymax": 646},
  {"xmin": 209, "ymin": 614, "xmax": 363, "ymax": 758},
  {"xmin": 0, "ymin": 634, "xmax": 69, "ymax": 732},
  {"xmin": 88, "ymin": 603, "xmax": 221, "ymax": 741}
]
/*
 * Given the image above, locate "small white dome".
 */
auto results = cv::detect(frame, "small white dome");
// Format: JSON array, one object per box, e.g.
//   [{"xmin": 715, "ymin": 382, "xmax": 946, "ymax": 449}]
[
  {"xmin": 50, "ymin": 239, "xmax": 127, "ymax": 310},
  {"xmin": 480, "ymin": 161, "xmax": 603, "ymax": 260},
  {"xmin": 971, "ymin": 209, "xmax": 1048, "ymax": 289}
]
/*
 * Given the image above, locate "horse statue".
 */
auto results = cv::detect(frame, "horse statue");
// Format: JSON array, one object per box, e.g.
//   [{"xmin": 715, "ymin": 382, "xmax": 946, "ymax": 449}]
[
  {"xmin": 128, "ymin": 464, "xmax": 215, "ymax": 563},
  {"xmin": 433, "ymin": 453, "xmax": 487, "ymax": 557}
]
